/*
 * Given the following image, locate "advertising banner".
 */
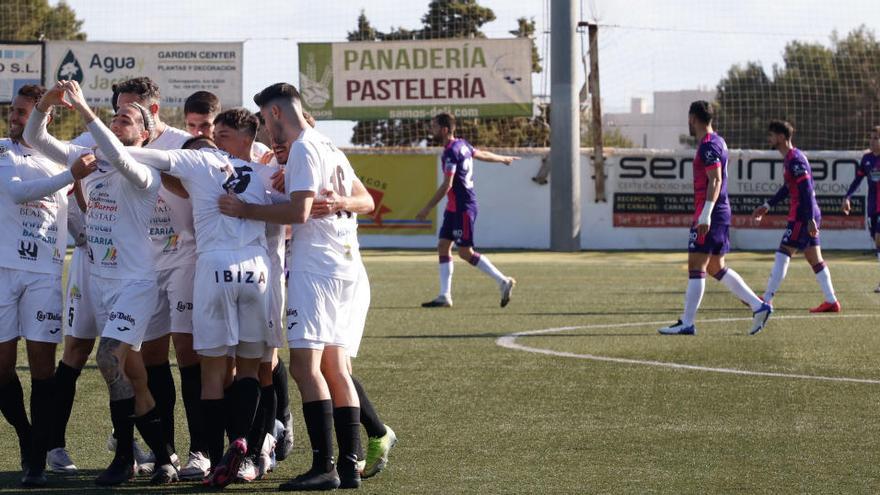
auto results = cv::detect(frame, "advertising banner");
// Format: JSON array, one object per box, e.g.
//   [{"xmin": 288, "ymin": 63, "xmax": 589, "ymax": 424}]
[
  {"xmin": 609, "ymin": 149, "xmax": 867, "ymax": 230},
  {"xmin": 349, "ymin": 154, "xmax": 436, "ymax": 235},
  {"xmin": 44, "ymin": 41, "xmax": 242, "ymax": 107},
  {"xmin": 0, "ymin": 42, "xmax": 43, "ymax": 104},
  {"xmin": 299, "ymin": 39, "xmax": 533, "ymax": 120}
]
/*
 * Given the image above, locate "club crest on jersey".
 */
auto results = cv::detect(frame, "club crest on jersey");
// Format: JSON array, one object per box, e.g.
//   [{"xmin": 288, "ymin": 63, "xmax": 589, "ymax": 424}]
[
  {"xmin": 69, "ymin": 284, "xmax": 82, "ymax": 300},
  {"xmin": 222, "ymin": 166, "xmax": 253, "ymax": 194}
]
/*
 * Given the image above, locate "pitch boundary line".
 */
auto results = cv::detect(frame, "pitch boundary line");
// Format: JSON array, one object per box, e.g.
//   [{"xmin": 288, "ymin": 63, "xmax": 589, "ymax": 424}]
[{"xmin": 495, "ymin": 314, "xmax": 880, "ymax": 384}]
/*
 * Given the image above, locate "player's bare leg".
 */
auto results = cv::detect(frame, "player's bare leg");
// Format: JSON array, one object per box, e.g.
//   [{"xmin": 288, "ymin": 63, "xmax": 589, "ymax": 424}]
[
  {"xmin": 805, "ymin": 246, "xmax": 840, "ymax": 312},
  {"xmin": 95, "ymin": 338, "xmax": 137, "ymax": 486},
  {"xmin": 422, "ymin": 239, "xmax": 455, "ymax": 307}
]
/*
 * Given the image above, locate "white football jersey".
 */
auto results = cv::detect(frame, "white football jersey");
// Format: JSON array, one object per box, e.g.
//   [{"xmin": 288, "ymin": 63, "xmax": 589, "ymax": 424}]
[
  {"xmin": 65, "ymin": 144, "xmax": 160, "ymax": 281},
  {"xmin": 163, "ymin": 148, "xmax": 271, "ymax": 254},
  {"xmin": 286, "ymin": 128, "xmax": 361, "ymax": 281},
  {"xmin": 71, "ymin": 127, "xmax": 196, "ymax": 270},
  {"xmin": 145, "ymin": 126, "xmax": 196, "ymax": 271},
  {"xmin": 0, "ymin": 139, "xmax": 68, "ymax": 275},
  {"xmin": 66, "ymin": 194, "xmax": 87, "ymax": 247}
]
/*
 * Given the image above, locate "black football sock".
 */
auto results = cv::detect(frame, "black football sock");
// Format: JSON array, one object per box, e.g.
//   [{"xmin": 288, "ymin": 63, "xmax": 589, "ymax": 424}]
[
  {"xmin": 272, "ymin": 358, "xmax": 291, "ymax": 423},
  {"xmin": 351, "ymin": 376, "xmax": 386, "ymax": 438},
  {"xmin": 51, "ymin": 360, "xmax": 81, "ymax": 449},
  {"xmin": 146, "ymin": 362, "xmax": 177, "ymax": 453},
  {"xmin": 179, "ymin": 363, "xmax": 206, "ymax": 453},
  {"xmin": 223, "ymin": 381, "xmax": 238, "ymax": 442},
  {"xmin": 231, "ymin": 377, "xmax": 260, "ymax": 443},
  {"xmin": 109, "ymin": 397, "xmax": 135, "ymax": 463},
  {"xmin": 29, "ymin": 377, "xmax": 55, "ymax": 472},
  {"xmin": 0, "ymin": 374, "xmax": 33, "ymax": 462},
  {"xmin": 133, "ymin": 406, "xmax": 173, "ymax": 466},
  {"xmin": 246, "ymin": 384, "xmax": 275, "ymax": 456},
  {"xmin": 201, "ymin": 398, "xmax": 225, "ymax": 466},
  {"xmin": 333, "ymin": 406, "xmax": 361, "ymax": 467},
  {"xmin": 302, "ymin": 400, "xmax": 334, "ymax": 473},
  {"xmin": 261, "ymin": 385, "xmax": 277, "ymax": 446}
]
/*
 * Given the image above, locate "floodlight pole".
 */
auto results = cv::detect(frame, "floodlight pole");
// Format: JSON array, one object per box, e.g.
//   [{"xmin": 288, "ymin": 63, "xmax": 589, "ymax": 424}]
[{"xmin": 549, "ymin": 0, "xmax": 581, "ymax": 251}]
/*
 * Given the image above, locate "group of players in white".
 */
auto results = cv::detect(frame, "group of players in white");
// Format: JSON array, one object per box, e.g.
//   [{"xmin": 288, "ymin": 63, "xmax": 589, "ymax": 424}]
[{"xmin": 0, "ymin": 78, "xmax": 397, "ymax": 491}]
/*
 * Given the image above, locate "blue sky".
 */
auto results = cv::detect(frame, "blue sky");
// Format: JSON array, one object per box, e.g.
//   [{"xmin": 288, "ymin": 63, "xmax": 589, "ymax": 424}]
[{"xmin": 57, "ymin": 0, "xmax": 880, "ymax": 145}]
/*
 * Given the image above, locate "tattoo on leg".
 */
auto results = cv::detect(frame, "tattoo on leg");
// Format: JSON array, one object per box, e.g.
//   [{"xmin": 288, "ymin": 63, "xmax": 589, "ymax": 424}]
[{"xmin": 97, "ymin": 338, "xmax": 134, "ymax": 401}]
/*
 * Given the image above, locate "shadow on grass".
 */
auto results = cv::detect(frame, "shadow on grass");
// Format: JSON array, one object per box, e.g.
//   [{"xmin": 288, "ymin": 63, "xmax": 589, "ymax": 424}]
[{"xmin": 0, "ymin": 469, "xmax": 283, "ymax": 493}]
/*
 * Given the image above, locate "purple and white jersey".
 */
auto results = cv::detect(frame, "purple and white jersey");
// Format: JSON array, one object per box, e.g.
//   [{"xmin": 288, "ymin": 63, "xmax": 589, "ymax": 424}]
[
  {"xmin": 846, "ymin": 152, "xmax": 880, "ymax": 216},
  {"xmin": 441, "ymin": 138, "xmax": 478, "ymax": 214},
  {"xmin": 692, "ymin": 133, "xmax": 731, "ymax": 226}
]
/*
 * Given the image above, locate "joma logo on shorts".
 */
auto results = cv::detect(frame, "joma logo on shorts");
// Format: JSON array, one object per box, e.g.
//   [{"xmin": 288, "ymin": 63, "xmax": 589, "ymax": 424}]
[
  {"xmin": 213, "ymin": 270, "xmax": 267, "ymax": 284},
  {"xmin": 108, "ymin": 311, "xmax": 136, "ymax": 325}
]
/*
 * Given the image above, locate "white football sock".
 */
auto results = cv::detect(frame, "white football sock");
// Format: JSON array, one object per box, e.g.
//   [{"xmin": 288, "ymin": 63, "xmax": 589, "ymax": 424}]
[
  {"xmin": 814, "ymin": 264, "xmax": 837, "ymax": 303},
  {"xmin": 763, "ymin": 251, "xmax": 790, "ymax": 302},
  {"xmin": 681, "ymin": 275, "xmax": 705, "ymax": 327},
  {"xmin": 439, "ymin": 257, "xmax": 453, "ymax": 298},
  {"xmin": 717, "ymin": 267, "xmax": 762, "ymax": 311},
  {"xmin": 472, "ymin": 253, "xmax": 507, "ymax": 286}
]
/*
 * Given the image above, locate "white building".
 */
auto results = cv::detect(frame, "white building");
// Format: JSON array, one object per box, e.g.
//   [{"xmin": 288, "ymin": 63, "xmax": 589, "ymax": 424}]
[{"xmin": 604, "ymin": 89, "xmax": 716, "ymax": 149}]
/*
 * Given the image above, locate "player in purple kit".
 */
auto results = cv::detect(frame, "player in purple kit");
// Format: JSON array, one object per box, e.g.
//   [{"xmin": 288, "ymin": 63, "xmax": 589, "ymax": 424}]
[
  {"xmin": 752, "ymin": 120, "xmax": 840, "ymax": 312},
  {"xmin": 417, "ymin": 113, "xmax": 518, "ymax": 308},
  {"xmin": 660, "ymin": 101, "xmax": 772, "ymax": 336},
  {"xmin": 842, "ymin": 125, "xmax": 880, "ymax": 292}
]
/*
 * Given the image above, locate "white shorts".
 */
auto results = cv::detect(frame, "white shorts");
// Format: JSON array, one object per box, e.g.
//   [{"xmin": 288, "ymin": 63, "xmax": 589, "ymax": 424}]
[
  {"xmin": 88, "ymin": 275, "xmax": 158, "ymax": 352},
  {"xmin": 64, "ymin": 246, "xmax": 98, "ymax": 340},
  {"xmin": 144, "ymin": 262, "xmax": 195, "ymax": 342},
  {"xmin": 200, "ymin": 341, "xmax": 265, "ymax": 359},
  {"xmin": 192, "ymin": 248, "xmax": 270, "ymax": 354},
  {"xmin": 0, "ymin": 267, "xmax": 62, "ymax": 344},
  {"xmin": 287, "ymin": 267, "xmax": 370, "ymax": 356}
]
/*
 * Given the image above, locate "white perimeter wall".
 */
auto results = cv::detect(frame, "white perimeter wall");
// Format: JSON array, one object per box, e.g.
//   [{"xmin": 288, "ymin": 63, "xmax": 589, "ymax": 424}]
[{"xmin": 355, "ymin": 148, "xmax": 875, "ymax": 251}]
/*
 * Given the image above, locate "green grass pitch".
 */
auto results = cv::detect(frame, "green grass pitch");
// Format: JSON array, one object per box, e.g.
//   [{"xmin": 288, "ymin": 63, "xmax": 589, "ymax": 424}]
[{"xmin": 1, "ymin": 249, "xmax": 879, "ymax": 494}]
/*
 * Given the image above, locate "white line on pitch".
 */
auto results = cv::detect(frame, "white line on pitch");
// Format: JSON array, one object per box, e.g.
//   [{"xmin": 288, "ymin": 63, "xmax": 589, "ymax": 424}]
[{"xmin": 495, "ymin": 314, "xmax": 880, "ymax": 384}]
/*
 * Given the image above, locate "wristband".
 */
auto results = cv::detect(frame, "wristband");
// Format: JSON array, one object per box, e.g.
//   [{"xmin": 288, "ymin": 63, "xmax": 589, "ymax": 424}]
[{"xmin": 697, "ymin": 200, "xmax": 715, "ymax": 226}]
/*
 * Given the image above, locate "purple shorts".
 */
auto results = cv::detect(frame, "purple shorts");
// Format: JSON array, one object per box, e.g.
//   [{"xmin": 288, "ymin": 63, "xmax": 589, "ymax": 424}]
[
  {"xmin": 439, "ymin": 210, "xmax": 476, "ymax": 247},
  {"xmin": 780, "ymin": 219, "xmax": 821, "ymax": 251},
  {"xmin": 869, "ymin": 214, "xmax": 880, "ymax": 237},
  {"xmin": 688, "ymin": 223, "xmax": 730, "ymax": 255}
]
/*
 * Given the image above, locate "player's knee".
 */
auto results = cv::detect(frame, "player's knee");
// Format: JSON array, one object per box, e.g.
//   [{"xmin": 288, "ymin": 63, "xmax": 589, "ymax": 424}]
[
  {"xmin": 96, "ymin": 343, "xmax": 122, "ymax": 383},
  {"xmin": 62, "ymin": 339, "xmax": 93, "ymax": 369}
]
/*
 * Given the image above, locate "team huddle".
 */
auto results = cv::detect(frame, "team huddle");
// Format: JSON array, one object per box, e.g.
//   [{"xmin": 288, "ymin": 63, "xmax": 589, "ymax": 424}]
[{"xmin": 0, "ymin": 78, "xmax": 399, "ymax": 491}]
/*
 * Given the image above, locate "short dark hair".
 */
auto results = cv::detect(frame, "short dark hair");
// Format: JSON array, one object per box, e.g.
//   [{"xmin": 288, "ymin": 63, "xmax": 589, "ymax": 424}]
[
  {"xmin": 184, "ymin": 91, "xmax": 221, "ymax": 115},
  {"xmin": 182, "ymin": 136, "xmax": 218, "ymax": 150},
  {"xmin": 688, "ymin": 100, "xmax": 714, "ymax": 124},
  {"xmin": 110, "ymin": 84, "xmax": 120, "ymax": 112},
  {"xmin": 302, "ymin": 110, "xmax": 316, "ymax": 128},
  {"xmin": 253, "ymin": 83, "xmax": 301, "ymax": 107},
  {"xmin": 213, "ymin": 107, "xmax": 259, "ymax": 139},
  {"xmin": 115, "ymin": 77, "xmax": 161, "ymax": 103},
  {"xmin": 768, "ymin": 120, "xmax": 794, "ymax": 139},
  {"xmin": 434, "ymin": 112, "xmax": 456, "ymax": 132},
  {"xmin": 17, "ymin": 84, "xmax": 46, "ymax": 103}
]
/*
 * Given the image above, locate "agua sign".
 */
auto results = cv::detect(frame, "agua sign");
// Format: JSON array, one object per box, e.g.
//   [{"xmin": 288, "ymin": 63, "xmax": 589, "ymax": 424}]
[
  {"xmin": 299, "ymin": 39, "xmax": 532, "ymax": 120},
  {"xmin": 44, "ymin": 41, "xmax": 243, "ymax": 108}
]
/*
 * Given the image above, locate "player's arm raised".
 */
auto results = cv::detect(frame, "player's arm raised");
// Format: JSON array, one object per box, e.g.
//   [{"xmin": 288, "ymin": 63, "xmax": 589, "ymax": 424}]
[
  {"xmin": 62, "ymin": 80, "xmax": 155, "ymax": 190},
  {"xmin": 473, "ymin": 149, "xmax": 519, "ymax": 166},
  {"xmin": 23, "ymin": 82, "xmax": 75, "ymax": 166},
  {"xmin": 416, "ymin": 173, "xmax": 453, "ymax": 221}
]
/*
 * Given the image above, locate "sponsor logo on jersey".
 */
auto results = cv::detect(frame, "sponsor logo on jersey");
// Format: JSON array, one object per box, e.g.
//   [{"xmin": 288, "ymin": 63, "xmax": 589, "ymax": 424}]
[
  {"xmin": 163, "ymin": 234, "xmax": 180, "ymax": 253},
  {"xmin": 102, "ymin": 246, "xmax": 118, "ymax": 263},
  {"xmin": 18, "ymin": 240, "xmax": 38, "ymax": 260}
]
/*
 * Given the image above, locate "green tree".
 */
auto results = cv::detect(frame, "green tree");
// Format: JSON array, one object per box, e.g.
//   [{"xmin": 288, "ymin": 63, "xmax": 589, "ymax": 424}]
[
  {"xmin": 346, "ymin": 1, "xmax": 546, "ymax": 148},
  {"xmin": 716, "ymin": 26, "xmax": 880, "ymax": 150}
]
